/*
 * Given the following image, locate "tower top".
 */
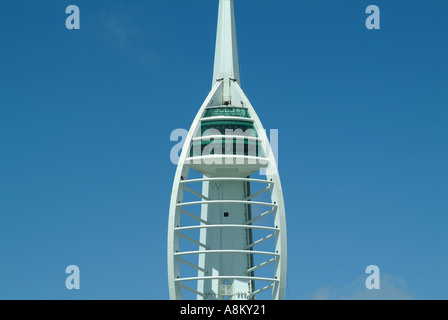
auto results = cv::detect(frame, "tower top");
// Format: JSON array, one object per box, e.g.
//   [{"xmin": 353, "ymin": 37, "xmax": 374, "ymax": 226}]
[{"xmin": 212, "ymin": 0, "xmax": 240, "ymax": 87}]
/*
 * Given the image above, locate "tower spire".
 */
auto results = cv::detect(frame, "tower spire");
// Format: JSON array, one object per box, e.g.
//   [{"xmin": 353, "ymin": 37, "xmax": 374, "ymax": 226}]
[
  {"xmin": 212, "ymin": 0, "xmax": 240, "ymax": 88},
  {"xmin": 168, "ymin": 0, "xmax": 287, "ymax": 300}
]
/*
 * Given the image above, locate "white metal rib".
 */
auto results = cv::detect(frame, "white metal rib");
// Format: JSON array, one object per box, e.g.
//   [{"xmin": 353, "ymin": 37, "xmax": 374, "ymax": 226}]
[
  {"xmin": 174, "ymin": 249, "xmax": 280, "ymax": 257},
  {"xmin": 175, "ymin": 276, "xmax": 279, "ymax": 283},
  {"xmin": 184, "ymin": 155, "xmax": 270, "ymax": 166},
  {"xmin": 180, "ymin": 177, "xmax": 274, "ymax": 185},
  {"xmin": 175, "ymin": 224, "xmax": 278, "ymax": 232},
  {"xmin": 177, "ymin": 200, "xmax": 277, "ymax": 208}
]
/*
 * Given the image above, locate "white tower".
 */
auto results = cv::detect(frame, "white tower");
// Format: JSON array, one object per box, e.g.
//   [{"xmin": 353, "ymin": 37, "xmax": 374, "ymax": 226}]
[{"xmin": 167, "ymin": 0, "xmax": 287, "ymax": 300}]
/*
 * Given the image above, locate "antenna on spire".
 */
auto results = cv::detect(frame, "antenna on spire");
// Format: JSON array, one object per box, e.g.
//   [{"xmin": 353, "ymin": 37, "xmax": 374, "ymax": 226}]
[{"xmin": 212, "ymin": 0, "xmax": 240, "ymax": 89}]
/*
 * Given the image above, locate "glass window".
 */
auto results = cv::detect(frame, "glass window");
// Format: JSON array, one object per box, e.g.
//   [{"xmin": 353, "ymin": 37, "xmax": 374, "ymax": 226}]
[
  {"xmin": 190, "ymin": 139, "xmax": 265, "ymax": 157},
  {"xmin": 201, "ymin": 120, "xmax": 258, "ymax": 137},
  {"xmin": 203, "ymin": 107, "xmax": 250, "ymax": 118}
]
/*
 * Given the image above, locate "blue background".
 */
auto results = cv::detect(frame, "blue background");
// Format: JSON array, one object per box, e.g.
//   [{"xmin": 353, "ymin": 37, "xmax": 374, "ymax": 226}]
[{"xmin": 0, "ymin": 0, "xmax": 447, "ymax": 299}]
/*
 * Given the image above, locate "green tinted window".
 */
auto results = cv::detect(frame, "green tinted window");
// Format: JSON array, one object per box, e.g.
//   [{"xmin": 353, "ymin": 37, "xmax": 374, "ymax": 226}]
[
  {"xmin": 190, "ymin": 139, "xmax": 265, "ymax": 157},
  {"xmin": 201, "ymin": 120, "xmax": 257, "ymax": 137},
  {"xmin": 203, "ymin": 107, "xmax": 250, "ymax": 118}
]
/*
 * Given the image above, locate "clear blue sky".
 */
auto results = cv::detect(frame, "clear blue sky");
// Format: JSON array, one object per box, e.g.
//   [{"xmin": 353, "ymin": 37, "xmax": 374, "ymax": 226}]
[{"xmin": 0, "ymin": 0, "xmax": 447, "ymax": 300}]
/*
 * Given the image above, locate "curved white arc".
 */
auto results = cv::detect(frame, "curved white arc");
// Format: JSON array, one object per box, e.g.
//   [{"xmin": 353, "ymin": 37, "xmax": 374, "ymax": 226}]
[
  {"xmin": 231, "ymin": 81, "xmax": 288, "ymax": 300},
  {"xmin": 167, "ymin": 82, "xmax": 223, "ymax": 300}
]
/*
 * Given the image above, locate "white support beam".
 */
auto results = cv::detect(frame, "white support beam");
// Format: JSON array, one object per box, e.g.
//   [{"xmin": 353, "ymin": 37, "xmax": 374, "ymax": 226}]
[
  {"xmin": 249, "ymin": 283, "xmax": 275, "ymax": 298},
  {"xmin": 184, "ymin": 186, "xmax": 210, "ymax": 201},
  {"xmin": 245, "ymin": 208, "xmax": 277, "ymax": 225},
  {"xmin": 178, "ymin": 258, "xmax": 208, "ymax": 274},
  {"xmin": 180, "ymin": 283, "xmax": 205, "ymax": 297},
  {"xmin": 177, "ymin": 232, "xmax": 209, "ymax": 249},
  {"xmin": 243, "ymin": 186, "xmax": 270, "ymax": 201},
  {"xmin": 246, "ymin": 257, "xmax": 276, "ymax": 274},
  {"xmin": 180, "ymin": 209, "xmax": 209, "ymax": 225},
  {"xmin": 245, "ymin": 232, "xmax": 277, "ymax": 250}
]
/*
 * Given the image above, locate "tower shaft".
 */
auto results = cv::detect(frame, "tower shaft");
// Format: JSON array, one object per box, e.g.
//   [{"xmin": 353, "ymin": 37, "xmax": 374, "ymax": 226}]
[{"xmin": 197, "ymin": 181, "xmax": 253, "ymax": 299}]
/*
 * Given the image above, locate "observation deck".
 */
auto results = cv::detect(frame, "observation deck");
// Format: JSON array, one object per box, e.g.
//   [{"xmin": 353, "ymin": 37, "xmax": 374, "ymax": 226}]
[{"xmin": 185, "ymin": 105, "xmax": 269, "ymax": 177}]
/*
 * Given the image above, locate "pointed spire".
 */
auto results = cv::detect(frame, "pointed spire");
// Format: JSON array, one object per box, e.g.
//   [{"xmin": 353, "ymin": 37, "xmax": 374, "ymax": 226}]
[{"xmin": 212, "ymin": 0, "xmax": 240, "ymax": 88}]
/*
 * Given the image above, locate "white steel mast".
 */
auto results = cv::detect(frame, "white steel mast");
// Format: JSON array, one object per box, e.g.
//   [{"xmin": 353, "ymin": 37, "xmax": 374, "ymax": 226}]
[{"xmin": 168, "ymin": 0, "xmax": 287, "ymax": 300}]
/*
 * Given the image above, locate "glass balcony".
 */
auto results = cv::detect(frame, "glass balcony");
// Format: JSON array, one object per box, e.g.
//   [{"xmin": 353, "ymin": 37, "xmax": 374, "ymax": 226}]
[{"xmin": 203, "ymin": 107, "xmax": 250, "ymax": 118}]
